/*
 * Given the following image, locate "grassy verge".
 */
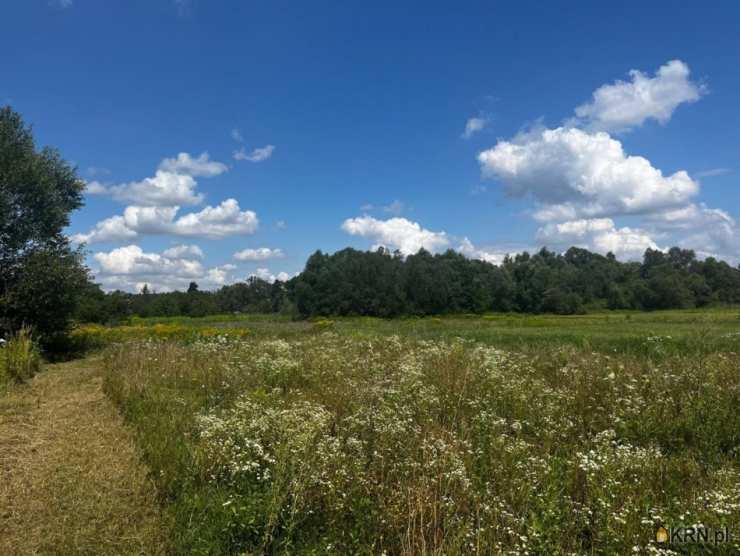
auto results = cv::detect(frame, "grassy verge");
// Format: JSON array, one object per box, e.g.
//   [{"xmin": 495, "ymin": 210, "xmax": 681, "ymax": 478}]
[{"xmin": 102, "ymin": 325, "xmax": 740, "ymax": 554}]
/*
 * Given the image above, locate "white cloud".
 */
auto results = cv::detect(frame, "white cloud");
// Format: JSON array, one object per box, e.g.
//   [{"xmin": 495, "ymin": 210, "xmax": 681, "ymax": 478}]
[
  {"xmin": 471, "ymin": 59, "xmax": 740, "ymax": 263},
  {"xmin": 84, "ymin": 180, "xmax": 108, "ymax": 195},
  {"xmin": 536, "ymin": 218, "xmax": 659, "ymax": 260},
  {"xmin": 158, "ymin": 152, "xmax": 228, "ymax": 177},
  {"xmin": 95, "ymin": 245, "xmax": 202, "ymax": 276},
  {"xmin": 233, "ymin": 247, "xmax": 285, "ymax": 261},
  {"xmin": 248, "ymin": 268, "xmax": 290, "ymax": 284},
  {"xmin": 89, "ymin": 152, "xmax": 227, "ymax": 206},
  {"xmin": 574, "ymin": 60, "xmax": 704, "ymax": 133},
  {"xmin": 457, "ymin": 238, "xmax": 511, "ymax": 265},
  {"xmin": 647, "ymin": 204, "xmax": 739, "ymax": 262},
  {"xmin": 72, "ymin": 215, "xmax": 138, "ymax": 244},
  {"xmin": 462, "ymin": 117, "xmax": 488, "ymax": 139},
  {"xmin": 171, "ymin": 199, "xmax": 258, "ymax": 238},
  {"xmin": 162, "ymin": 244, "xmax": 204, "ymax": 259},
  {"xmin": 72, "ymin": 199, "xmax": 258, "ymax": 244},
  {"xmin": 108, "ymin": 170, "xmax": 203, "ymax": 206},
  {"xmin": 341, "ymin": 216, "xmax": 449, "ymax": 255},
  {"xmin": 93, "ymin": 244, "xmax": 236, "ymax": 292},
  {"xmin": 231, "ymin": 128, "xmax": 244, "ymax": 142},
  {"xmin": 648, "ymin": 203, "xmax": 735, "ymax": 232},
  {"xmin": 479, "ymin": 126, "xmax": 698, "ymax": 221},
  {"xmin": 233, "ymin": 144, "xmax": 275, "ymax": 162}
]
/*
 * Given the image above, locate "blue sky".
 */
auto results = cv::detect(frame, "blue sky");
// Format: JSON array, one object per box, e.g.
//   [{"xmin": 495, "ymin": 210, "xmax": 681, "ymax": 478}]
[{"xmin": 3, "ymin": 1, "xmax": 739, "ymax": 291}]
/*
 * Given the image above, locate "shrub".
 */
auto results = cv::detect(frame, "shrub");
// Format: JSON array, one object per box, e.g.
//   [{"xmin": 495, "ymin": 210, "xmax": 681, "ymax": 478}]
[{"xmin": 2, "ymin": 327, "xmax": 42, "ymax": 383}]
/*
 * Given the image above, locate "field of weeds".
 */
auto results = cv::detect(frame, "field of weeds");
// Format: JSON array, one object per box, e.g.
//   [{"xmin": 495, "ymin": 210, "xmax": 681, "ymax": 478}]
[{"xmin": 100, "ymin": 311, "xmax": 740, "ymax": 555}]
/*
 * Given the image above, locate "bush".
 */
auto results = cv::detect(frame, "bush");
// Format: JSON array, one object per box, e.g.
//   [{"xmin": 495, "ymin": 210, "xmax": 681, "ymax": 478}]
[{"xmin": 1, "ymin": 327, "xmax": 42, "ymax": 383}]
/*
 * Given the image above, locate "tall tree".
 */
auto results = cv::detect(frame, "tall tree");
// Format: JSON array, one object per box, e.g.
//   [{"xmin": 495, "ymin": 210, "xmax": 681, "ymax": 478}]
[{"xmin": 0, "ymin": 106, "xmax": 89, "ymax": 338}]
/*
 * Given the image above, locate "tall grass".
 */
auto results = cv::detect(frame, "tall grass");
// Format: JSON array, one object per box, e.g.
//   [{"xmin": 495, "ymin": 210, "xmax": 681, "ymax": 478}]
[
  {"xmin": 103, "ymin": 331, "xmax": 740, "ymax": 555},
  {"xmin": 1, "ymin": 326, "xmax": 42, "ymax": 384}
]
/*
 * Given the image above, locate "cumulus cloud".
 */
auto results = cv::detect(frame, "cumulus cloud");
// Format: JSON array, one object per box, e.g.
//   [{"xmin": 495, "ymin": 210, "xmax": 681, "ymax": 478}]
[
  {"xmin": 95, "ymin": 245, "xmax": 202, "ymax": 277},
  {"xmin": 648, "ymin": 203, "xmax": 735, "ymax": 232},
  {"xmin": 108, "ymin": 170, "xmax": 203, "ymax": 206},
  {"xmin": 162, "ymin": 244, "xmax": 204, "ymax": 259},
  {"xmin": 574, "ymin": 60, "xmax": 704, "ymax": 133},
  {"xmin": 248, "ymin": 268, "xmax": 291, "ymax": 284},
  {"xmin": 462, "ymin": 117, "xmax": 488, "ymax": 139},
  {"xmin": 647, "ymin": 204, "xmax": 739, "ymax": 262},
  {"xmin": 93, "ymin": 244, "xmax": 236, "ymax": 292},
  {"xmin": 158, "ymin": 152, "xmax": 228, "ymax": 177},
  {"xmin": 342, "ymin": 216, "xmax": 449, "ymax": 255},
  {"xmin": 72, "ymin": 199, "xmax": 258, "ymax": 244},
  {"xmin": 233, "ymin": 247, "xmax": 285, "ymax": 261},
  {"xmin": 233, "ymin": 145, "xmax": 275, "ymax": 162},
  {"xmin": 536, "ymin": 218, "xmax": 659, "ymax": 260},
  {"xmin": 88, "ymin": 152, "xmax": 227, "ymax": 206},
  {"xmin": 471, "ymin": 59, "xmax": 739, "ymax": 263},
  {"xmin": 171, "ymin": 199, "xmax": 258, "ymax": 238},
  {"xmin": 457, "ymin": 238, "xmax": 512, "ymax": 265},
  {"xmin": 72, "ymin": 215, "xmax": 138, "ymax": 244},
  {"xmin": 479, "ymin": 126, "xmax": 698, "ymax": 221}
]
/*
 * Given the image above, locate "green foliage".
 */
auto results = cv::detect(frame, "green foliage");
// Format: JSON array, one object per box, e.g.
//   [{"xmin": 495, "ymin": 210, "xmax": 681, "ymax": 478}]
[
  {"xmin": 1, "ymin": 326, "xmax": 42, "ymax": 383},
  {"xmin": 73, "ymin": 245, "xmax": 740, "ymax": 324},
  {"xmin": 290, "ymin": 246, "xmax": 740, "ymax": 317},
  {"xmin": 2, "ymin": 244, "xmax": 90, "ymax": 339},
  {"xmin": 0, "ymin": 106, "xmax": 89, "ymax": 340},
  {"xmin": 76, "ymin": 277, "xmax": 293, "ymax": 324}
]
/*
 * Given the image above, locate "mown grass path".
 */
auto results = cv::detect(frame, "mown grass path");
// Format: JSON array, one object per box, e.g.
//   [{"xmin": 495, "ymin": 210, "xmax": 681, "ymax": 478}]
[{"xmin": 0, "ymin": 359, "xmax": 165, "ymax": 555}]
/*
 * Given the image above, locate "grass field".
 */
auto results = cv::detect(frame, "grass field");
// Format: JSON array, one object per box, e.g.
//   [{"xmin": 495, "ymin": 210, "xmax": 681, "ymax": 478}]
[{"xmin": 84, "ymin": 309, "xmax": 740, "ymax": 554}]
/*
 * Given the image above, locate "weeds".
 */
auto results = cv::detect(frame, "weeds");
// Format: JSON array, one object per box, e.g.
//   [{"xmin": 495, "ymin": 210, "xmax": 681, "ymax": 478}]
[
  {"xmin": 103, "ymin": 330, "xmax": 740, "ymax": 555},
  {"xmin": 1, "ymin": 326, "xmax": 42, "ymax": 384}
]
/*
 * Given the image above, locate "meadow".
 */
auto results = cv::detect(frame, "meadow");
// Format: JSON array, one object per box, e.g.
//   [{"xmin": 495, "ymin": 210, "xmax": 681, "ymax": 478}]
[{"xmin": 67, "ymin": 309, "xmax": 739, "ymax": 555}]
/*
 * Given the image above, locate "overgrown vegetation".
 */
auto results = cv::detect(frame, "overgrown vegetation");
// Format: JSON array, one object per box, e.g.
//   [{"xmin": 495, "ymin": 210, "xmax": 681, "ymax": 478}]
[
  {"xmin": 0, "ymin": 326, "xmax": 41, "ymax": 385},
  {"xmin": 102, "ymin": 315, "xmax": 740, "ymax": 555}
]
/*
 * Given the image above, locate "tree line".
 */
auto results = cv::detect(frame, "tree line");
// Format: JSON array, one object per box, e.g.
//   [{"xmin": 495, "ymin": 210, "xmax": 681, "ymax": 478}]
[
  {"xmin": 76, "ymin": 245, "xmax": 740, "ymax": 323},
  {"xmin": 3, "ymin": 104, "xmax": 740, "ymax": 350}
]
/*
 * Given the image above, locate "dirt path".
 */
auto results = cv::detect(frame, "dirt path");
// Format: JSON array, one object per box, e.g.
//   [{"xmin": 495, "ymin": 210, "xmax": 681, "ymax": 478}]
[{"xmin": 0, "ymin": 359, "xmax": 165, "ymax": 555}]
